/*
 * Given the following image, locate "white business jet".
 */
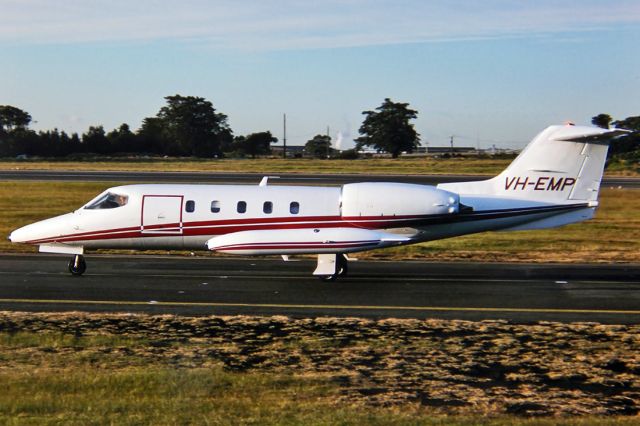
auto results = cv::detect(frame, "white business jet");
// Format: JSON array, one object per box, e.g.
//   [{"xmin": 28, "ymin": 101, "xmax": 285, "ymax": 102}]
[{"xmin": 8, "ymin": 124, "xmax": 625, "ymax": 280}]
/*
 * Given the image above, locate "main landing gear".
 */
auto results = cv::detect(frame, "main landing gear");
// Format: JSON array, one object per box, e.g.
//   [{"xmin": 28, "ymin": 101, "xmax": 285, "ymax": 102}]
[
  {"xmin": 315, "ymin": 253, "xmax": 349, "ymax": 282},
  {"xmin": 68, "ymin": 254, "xmax": 86, "ymax": 276}
]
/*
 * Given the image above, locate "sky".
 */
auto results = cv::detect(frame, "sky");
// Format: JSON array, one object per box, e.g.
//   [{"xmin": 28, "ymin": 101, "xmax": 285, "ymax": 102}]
[{"xmin": 1, "ymin": 0, "xmax": 639, "ymax": 149}]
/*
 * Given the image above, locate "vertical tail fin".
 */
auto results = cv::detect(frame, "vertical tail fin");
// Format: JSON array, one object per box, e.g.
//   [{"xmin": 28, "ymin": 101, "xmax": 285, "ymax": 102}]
[{"xmin": 438, "ymin": 124, "xmax": 627, "ymax": 203}]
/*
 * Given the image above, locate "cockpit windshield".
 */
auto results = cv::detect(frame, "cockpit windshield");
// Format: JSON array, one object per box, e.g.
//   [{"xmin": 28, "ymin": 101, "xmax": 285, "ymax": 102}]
[{"xmin": 84, "ymin": 192, "xmax": 129, "ymax": 210}]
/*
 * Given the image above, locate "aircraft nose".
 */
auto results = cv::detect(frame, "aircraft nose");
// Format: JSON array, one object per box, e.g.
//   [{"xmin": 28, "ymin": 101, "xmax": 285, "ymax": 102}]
[
  {"xmin": 9, "ymin": 222, "xmax": 49, "ymax": 244},
  {"xmin": 8, "ymin": 229, "xmax": 23, "ymax": 243},
  {"xmin": 8, "ymin": 228, "xmax": 25, "ymax": 243},
  {"xmin": 9, "ymin": 213, "xmax": 76, "ymax": 245}
]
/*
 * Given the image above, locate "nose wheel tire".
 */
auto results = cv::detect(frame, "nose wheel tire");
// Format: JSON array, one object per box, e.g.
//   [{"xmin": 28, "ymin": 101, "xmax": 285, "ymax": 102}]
[{"xmin": 68, "ymin": 255, "xmax": 86, "ymax": 276}]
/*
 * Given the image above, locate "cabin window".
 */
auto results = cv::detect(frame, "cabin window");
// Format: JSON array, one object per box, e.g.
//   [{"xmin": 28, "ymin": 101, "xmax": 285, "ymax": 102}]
[
  {"xmin": 237, "ymin": 201, "xmax": 247, "ymax": 214},
  {"xmin": 185, "ymin": 200, "xmax": 195, "ymax": 213},
  {"xmin": 263, "ymin": 201, "xmax": 273, "ymax": 214},
  {"xmin": 290, "ymin": 201, "xmax": 300, "ymax": 214},
  {"xmin": 84, "ymin": 192, "xmax": 128, "ymax": 210},
  {"xmin": 211, "ymin": 200, "xmax": 221, "ymax": 213}
]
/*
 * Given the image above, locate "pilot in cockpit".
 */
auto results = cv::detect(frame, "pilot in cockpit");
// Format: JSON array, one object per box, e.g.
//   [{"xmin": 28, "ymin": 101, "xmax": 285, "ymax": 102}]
[{"xmin": 85, "ymin": 192, "xmax": 128, "ymax": 209}]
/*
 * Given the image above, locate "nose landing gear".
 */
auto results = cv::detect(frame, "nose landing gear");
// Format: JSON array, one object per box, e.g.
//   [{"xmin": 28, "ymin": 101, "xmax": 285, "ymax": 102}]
[{"xmin": 68, "ymin": 254, "xmax": 87, "ymax": 276}]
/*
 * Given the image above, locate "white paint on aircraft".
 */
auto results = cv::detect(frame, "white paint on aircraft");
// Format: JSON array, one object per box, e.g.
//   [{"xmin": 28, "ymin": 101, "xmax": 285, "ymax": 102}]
[{"xmin": 8, "ymin": 124, "xmax": 627, "ymax": 280}]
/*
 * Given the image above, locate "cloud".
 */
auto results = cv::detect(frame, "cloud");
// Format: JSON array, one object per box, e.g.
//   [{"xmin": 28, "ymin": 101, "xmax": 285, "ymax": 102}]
[{"xmin": 1, "ymin": 0, "xmax": 638, "ymax": 50}]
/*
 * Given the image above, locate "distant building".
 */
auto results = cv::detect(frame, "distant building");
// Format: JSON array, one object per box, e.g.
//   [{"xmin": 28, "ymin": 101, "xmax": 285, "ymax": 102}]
[
  {"xmin": 422, "ymin": 146, "xmax": 476, "ymax": 155},
  {"xmin": 412, "ymin": 146, "xmax": 520, "ymax": 156},
  {"xmin": 271, "ymin": 145, "xmax": 306, "ymax": 158}
]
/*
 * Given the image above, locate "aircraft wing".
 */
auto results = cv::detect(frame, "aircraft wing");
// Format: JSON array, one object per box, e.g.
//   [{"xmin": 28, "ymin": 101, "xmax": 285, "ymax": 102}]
[{"xmin": 206, "ymin": 227, "xmax": 410, "ymax": 255}]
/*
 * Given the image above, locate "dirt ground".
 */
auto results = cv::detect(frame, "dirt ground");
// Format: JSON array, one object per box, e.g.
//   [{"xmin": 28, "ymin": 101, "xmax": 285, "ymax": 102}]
[{"xmin": 1, "ymin": 312, "xmax": 639, "ymax": 417}]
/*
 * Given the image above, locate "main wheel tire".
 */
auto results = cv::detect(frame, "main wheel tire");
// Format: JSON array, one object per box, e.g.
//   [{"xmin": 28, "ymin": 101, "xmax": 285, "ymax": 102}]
[
  {"xmin": 68, "ymin": 256, "xmax": 86, "ymax": 276},
  {"xmin": 336, "ymin": 254, "xmax": 348, "ymax": 277},
  {"xmin": 318, "ymin": 274, "xmax": 337, "ymax": 282}
]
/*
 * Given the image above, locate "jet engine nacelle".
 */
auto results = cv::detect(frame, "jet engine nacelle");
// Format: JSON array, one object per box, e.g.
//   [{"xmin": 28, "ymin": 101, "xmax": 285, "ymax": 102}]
[{"xmin": 341, "ymin": 182, "xmax": 459, "ymax": 218}]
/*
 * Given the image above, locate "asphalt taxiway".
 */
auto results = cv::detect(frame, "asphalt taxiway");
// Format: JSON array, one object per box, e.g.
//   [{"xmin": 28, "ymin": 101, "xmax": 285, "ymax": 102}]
[
  {"xmin": 1, "ymin": 170, "xmax": 639, "ymax": 188},
  {"xmin": 0, "ymin": 254, "xmax": 638, "ymax": 324}
]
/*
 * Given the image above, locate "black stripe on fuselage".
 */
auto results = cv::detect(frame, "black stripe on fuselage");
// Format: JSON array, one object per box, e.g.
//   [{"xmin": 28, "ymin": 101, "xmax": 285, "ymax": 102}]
[{"xmin": 379, "ymin": 202, "xmax": 591, "ymax": 229}]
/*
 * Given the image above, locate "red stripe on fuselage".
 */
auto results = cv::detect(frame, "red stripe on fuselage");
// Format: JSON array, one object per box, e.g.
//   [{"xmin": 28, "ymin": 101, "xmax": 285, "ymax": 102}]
[
  {"xmin": 26, "ymin": 214, "xmax": 423, "ymax": 244},
  {"xmin": 213, "ymin": 240, "xmax": 380, "ymax": 252},
  {"xmin": 24, "ymin": 204, "xmax": 587, "ymax": 245}
]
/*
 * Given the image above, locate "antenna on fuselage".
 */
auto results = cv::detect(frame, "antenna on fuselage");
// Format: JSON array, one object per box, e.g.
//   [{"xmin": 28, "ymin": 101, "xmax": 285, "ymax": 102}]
[{"xmin": 259, "ymin": 176, "xmax": 280, "ymax": 186}]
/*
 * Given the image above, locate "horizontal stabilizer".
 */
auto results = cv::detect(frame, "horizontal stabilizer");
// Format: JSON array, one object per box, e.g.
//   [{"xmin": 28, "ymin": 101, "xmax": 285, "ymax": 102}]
[{"xmin": 554, "ymin": 128, "xmax": 630, "ymax": 143}]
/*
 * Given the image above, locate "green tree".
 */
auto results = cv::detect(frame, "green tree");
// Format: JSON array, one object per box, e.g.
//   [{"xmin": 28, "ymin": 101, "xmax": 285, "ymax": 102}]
[
  {"xmin": 304, "ymin": 134, "xmax": 334, "ymax": 158},
  {"xmin": 0, "ymin": 105, "xmax": 33, "ymax": 156},
  {"xmin": 0, "ymin": 128, "xmax": 38, "ymax": 157},
  {"xmin": 0, "ymin": 105, "xmax": 32, "ymax": 133},
  {"xmin": 609, "ymin": 115, "xmax": 640, "ymax": 157},
  {"xmin": 138, "ymin": 117, "xmax": 166, "ymax": 154},
  {"xmin": 355, "ymin": 98, "xmax": 420, "ymax": 158},
  {"xmin": 591, "ymin": 113, "xmax": 612, "ymax": 129},
  {"xmin": 107, "ymin": 123, "xmax": 137, "ymax": 153},
  {"xmin": 229, "ymin": 135, "xmax": 246, "ymax": 156},
  {"xmin": 82, "ymin": 125, "xmax": 110, "ymax": 155},
  {"xmin": 232, "ymin": 131, "xmax": 277, "ymax": 158},
  {"xmin": 154, "ymin": 94, "xmax": 232, "ymax": 157},
  {"xmin": 58, "ymin": 131, "xmax": 81, "ymax": 156},
  {"xmin": 612, "ymin": 116, "xmax": 640, "ymax": 132},
  {"xmin": 36, "ymin": 129, "xmax": 62, "ymax": 156}
]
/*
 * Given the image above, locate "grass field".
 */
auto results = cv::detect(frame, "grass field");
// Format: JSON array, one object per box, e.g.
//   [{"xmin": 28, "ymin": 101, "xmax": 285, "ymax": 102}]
[
  {"xmin": 0, "ymin": 157, "xmax": 515, "ymax": 175},
  {"xmin": 1, "ymin": 181, "xmax": 638, "ymax": 263},
  {"xmin": 0, "ymin": 365, "xmax": 349, "ymax": 425},
  {"xmin": 1, "ymin": 366, "xmax": 637, "ymax": 425},
  {"xmin": 0, "ymin": 314, "xmax": 639, "ymax": 424},
  {"xmin": 1, "ymin": 156, "xmax": 638, "ymax": 176}
]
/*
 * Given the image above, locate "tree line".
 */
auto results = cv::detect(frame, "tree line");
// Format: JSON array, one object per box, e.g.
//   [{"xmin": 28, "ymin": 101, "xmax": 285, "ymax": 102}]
[
  {"xmin": 591, "ymin": 113, "xmax": 640, "ymax": 160},
  {"xmin": 0, "ymin": 95, "xmax": 423, "ymax": 159},
  {"xmin": 0, "ymin": 95, "xmax": 637, "ymax": 160},
  {"xmin": 0, "ymin": 95, "xmax": 277, "ymax": 159}
]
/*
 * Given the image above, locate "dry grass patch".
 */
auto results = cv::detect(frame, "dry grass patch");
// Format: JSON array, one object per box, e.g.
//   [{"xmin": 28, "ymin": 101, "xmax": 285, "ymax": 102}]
[
  {"xmin": 0, "ymin": 312, "xmax": 639, "ymax": 422},
  {"xmin": 0, "ymin": 157, "xmax": 514, "ymax": 175},
  {"xmin": 3, "ymin": 155, "xmax": 638, "ymax": 177},
  {"xmin": 1, "ymin": 157, "xmax": 637, "ymax": 177}
]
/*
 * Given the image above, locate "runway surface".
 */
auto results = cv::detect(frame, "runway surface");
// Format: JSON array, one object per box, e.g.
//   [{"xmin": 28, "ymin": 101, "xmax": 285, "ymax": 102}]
[
  {"xmin": 0, "ymin": 254, "xmax": 638, "ymax": 324},
  {"xmin": 1, "ymin": 170, "xmax": 639, "ymax": 188}
]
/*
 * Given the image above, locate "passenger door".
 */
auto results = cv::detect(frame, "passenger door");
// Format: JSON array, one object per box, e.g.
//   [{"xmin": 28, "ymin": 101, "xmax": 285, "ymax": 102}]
[{"xmin": 141, "ymin": 195, "xmax": 184, "ymax": 234}]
